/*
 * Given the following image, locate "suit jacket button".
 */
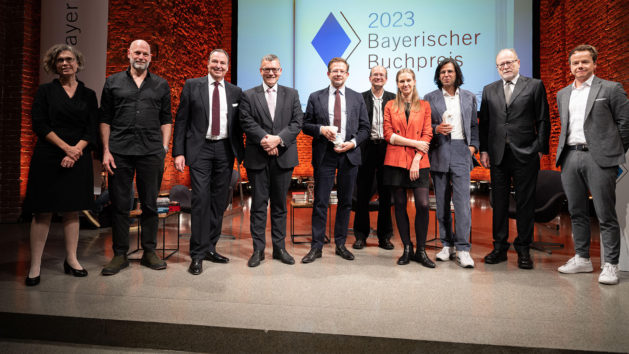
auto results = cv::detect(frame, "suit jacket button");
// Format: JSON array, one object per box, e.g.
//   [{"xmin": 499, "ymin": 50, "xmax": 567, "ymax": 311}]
[{"xmin": 397, "ymin": 130, "xmax": 400, "ymax": 133}]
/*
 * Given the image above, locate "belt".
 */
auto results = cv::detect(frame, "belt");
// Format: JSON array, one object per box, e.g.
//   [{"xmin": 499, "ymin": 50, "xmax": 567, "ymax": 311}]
[
  {"xmin": 369, "ymin": 139, "xmax": 386, "ymax": 144},
  {"xmin": 206, "ymin": 137, "xmax": 227, "ymax": 142},
  {"xmin": 567, "ymin": 144, "xmax": 588, "ymax": 151}
]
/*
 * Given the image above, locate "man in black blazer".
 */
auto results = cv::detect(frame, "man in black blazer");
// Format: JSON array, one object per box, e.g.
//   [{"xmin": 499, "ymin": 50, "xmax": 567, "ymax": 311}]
[
  {"xmin": 479, "ymin": 48, "xmax": 550, "ymax": 269},
  {"xmin": 173, "ymin": 49, "xmax": 244, "ymax": 275},
  {"xmin": 352, "ymin": 65, "xmax": 395, "ymax": 250},
  {"xmin": 240, "ymin": 54, "xmax": 303, "ymax": 267},
  {"xmin": 555, "ymin": 45, "xmax": 629, "ymax": 285},
  {"xmin": 302, "ymin": 57, "xmax": 370, "ymax": 263}
]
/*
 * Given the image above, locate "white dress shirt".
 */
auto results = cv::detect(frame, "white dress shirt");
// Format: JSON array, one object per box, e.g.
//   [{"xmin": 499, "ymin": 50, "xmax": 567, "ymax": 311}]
[
  {"xmin": 443, "ymin": 88, "xmax": 464, "ymax": 140},
  {"xmin": 206, "ymin": 77, "xmax": 228, "ymax": 140},
  {"xmin": 370, "ymin": 92, "xmax": 384, "ymax": 140},
  {"xmin": 263, "ymin": 82, "xmax": 277, "ymax": 121},
  {"xmin": 325, "ymin": 85, "xmax": 356, "ymax": 147},
  {"xmin": 567, "ymin": 75, "xmax": 594, "ymax": 145}
]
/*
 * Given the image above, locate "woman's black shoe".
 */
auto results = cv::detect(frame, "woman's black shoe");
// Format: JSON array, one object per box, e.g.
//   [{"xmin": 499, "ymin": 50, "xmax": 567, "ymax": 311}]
[
  {"xmin": 25, "ymin": 275, "xmax": 40, "ymax": 286},
  {"xmin": 397, "ymin": 244, "xmax": 414, "ymax": 265},
  {"xmin": 415, "ymin": 248, "xmax": 436, "ymax": 268},
  {"xmin": 64, "ymin": 260, "xmax": 88, "ymax": 277}
]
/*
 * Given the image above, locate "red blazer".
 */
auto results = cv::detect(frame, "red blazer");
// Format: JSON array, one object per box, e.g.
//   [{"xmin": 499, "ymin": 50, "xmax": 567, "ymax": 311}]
[{"xmin": 383, "ymin": 99, "xmax": 432, "ymax": 170}]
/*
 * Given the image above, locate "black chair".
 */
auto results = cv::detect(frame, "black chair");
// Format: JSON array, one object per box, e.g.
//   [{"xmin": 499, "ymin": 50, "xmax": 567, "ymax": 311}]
[{"xmin": 505, "ymin": 170, "xmax": 567, "ymax": 254}]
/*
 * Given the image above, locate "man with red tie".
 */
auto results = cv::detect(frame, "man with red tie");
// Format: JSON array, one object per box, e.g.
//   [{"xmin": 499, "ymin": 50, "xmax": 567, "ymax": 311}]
[
  {"xmin": 173, "ymin": 49, "xmax": 244, "ymax": 275},
  {"xmin": 302, "ymin": 57, "xmax": 371, "ymax": 263}
]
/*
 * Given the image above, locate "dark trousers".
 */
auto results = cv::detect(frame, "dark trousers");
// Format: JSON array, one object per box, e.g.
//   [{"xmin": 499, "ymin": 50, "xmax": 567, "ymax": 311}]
[
  {"xmin": 311, "ymin": 146, "xmax": 358, "ymax": 250},
  {"xmin": 189, "ymin": 139, "xmax": 233, "ymax": 260},
  {"xmin": 353, "ymin": 140, "xmax": 392, "ymax": 241},
  {"xmin": 109, "ymin": 152, "xmax": 164, "ymax": 255},
  {"xmin": 490, "ymin": 147, "xmax": 538, "ymax": 253},
  {"xmin": 247, "ymin": 158, "xmax": 293, "ymax": 252}
]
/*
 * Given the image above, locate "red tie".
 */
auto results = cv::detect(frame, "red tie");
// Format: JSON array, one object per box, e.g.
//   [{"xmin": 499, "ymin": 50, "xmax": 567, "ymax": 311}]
[
  {"xmin": 334, "ymin": 89, "xmax": 341, "ymax": 132},
  {"xmin": 211, "ymin": 81, "xmax": 220, "ymax": 136}
]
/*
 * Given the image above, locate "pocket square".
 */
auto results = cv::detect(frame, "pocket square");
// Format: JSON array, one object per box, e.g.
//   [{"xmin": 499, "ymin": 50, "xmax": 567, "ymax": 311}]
[
  {"xmin": 232, "ymin": 103, "xmax": 239, "ymax": 107},
  {"xmin": 595, "ymin": 98, "xmax": 607, "ymax": 101}
]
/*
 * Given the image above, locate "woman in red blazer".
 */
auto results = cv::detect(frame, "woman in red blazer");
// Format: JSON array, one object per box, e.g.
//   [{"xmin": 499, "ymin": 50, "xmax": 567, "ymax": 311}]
[{"xmin": 383, "ymin": 68, "xmax": 434, "ymax": 268}]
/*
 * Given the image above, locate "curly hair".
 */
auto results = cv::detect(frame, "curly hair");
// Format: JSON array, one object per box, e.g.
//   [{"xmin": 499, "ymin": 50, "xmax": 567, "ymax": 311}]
[
  {"xmin": 42, "ymin": 44, "xmax": 85, "ymax": 74},
  {"xmin": 434, "ymin": 58, "xmax": 464, "ymax": 90}
]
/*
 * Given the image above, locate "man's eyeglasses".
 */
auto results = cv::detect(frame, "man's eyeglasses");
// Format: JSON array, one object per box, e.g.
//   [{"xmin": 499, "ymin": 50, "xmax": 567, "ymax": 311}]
[
  {"xmin": 496, "ymin": 59, "xmax": 518, "ymax": 69},
  {"xmin": 56, "ymin": 57, "xmax": 75, "ymax": 64},
  {"xmin": 261, "ymin": 68, "xmax": 280, "ymax": 73}
]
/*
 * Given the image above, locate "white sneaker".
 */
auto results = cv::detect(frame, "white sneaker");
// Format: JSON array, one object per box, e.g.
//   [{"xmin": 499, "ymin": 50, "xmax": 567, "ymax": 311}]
[
  {"xmin": 558, "ymin": 255, "xmax": 593, "ymax": 274},
  {"xmin": 598, "ymin": 263, "xmax": 619, "ymax": 285},
  {"xmin": 456, "ymin": 250, "xmax": 475, "ymax": 268},
  {"xmin": 436, "ymin": 246, "xmax": 455, "ymax": 261}
]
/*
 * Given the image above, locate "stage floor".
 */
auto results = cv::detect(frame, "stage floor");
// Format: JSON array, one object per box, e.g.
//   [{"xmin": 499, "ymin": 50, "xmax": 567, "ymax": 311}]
[{"xmin": 1, "ymin": 193, "xmax": 627, "ymax": 353}]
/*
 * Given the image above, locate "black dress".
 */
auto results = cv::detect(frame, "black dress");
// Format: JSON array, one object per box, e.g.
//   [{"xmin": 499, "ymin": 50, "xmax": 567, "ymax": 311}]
[
  {"xmin": 23, "ymin": 79, "xmax": 98, "ymax": 213},
  {"xmin": 383, "ymin": 102, "xmax": 430, "ymax": 188}
]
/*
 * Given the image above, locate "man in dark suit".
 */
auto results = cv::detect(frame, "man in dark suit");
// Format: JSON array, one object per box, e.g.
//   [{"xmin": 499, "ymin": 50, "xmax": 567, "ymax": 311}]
[
  {"xmin": 352, "ymin": 65, "xmax": 395, "ymax": 250},
  {"xmin": 239, "ymin": 54, "xmax": 303, "ymax": 267},
  {"xmin": 302, "ymin": 57, "xmax": 370, "ymax": 263},
  {"xmin": 555, "ymin": 44, "xmax": 629, "ymax": 285},
  {"xmin": 172, "ymin": 49, "xmax": 244, "ymax": 275},
  {"xmin": 479, "ymin": 48, "xmax": 550, "ymax": 269},
  {"xmin": 424, "ymin": 58, "xmax": 479, "ymax": 269}
]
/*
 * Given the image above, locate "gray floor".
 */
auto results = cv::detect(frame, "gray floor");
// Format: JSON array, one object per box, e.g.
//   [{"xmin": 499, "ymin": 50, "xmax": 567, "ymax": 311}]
[{"xmin": 1, "ymin": 201, "xmax": 628, "ymax": 352}]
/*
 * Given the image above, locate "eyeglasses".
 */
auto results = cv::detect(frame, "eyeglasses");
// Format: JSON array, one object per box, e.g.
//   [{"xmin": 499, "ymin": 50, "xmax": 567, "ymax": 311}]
[
  {"xmin": 496, "ymin": 59, "xmax": 518, "ymax": 69},
  {"xmin": 56, "ymin": 57, "xmax": 75, "ymax": 64},
  {"xmin": 330, "ymin": 70, "xmax": 347, "ymax": 75},
  {"xmin": 261, "ymin": 68, "xmax": 280, "ymax": 73}
]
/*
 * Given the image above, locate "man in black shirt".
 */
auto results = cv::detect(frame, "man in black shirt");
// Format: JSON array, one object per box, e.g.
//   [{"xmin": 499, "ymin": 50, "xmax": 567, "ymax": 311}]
[{"xmin": 100, "ymin": 39, "xmax": 172, "ymax": 275}]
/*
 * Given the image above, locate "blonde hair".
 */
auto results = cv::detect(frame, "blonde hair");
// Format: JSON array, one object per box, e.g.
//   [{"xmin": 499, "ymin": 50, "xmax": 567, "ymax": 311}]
[{"xmin": 392, "ymin": 68, "xmax": 420, "ymax": 111}]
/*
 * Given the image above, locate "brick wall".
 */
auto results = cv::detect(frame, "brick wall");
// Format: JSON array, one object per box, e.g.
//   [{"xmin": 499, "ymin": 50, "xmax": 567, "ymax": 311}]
[
  {"xmin": 2, "ymin": 0, "xmax": 627, "ymax": 221},
  {"xmin": 0, "ymin": 0, "xmax": 40, "ymax": 223}
]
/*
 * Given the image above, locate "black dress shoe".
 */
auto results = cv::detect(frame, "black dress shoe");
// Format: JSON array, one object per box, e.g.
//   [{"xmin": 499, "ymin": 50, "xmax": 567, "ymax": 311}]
[
  {"xmin": 352, "ymin": 238, "xmax": 366, "ymax": 249},
  {"xmin": 188, "ymin": 259, "xmax": 203, "ymax": 275},
  {"xmin": 378, "ymin": 239, "xmax": 395, "ymax": 250},
  {"xmin": 397, "ymin": 244, "xmax": 414, "ymax": 265},
  {"xmin": 517, "ymin": 251, "xmax": 534, "ymax": 269},
  {"xmin": 484, "ymin": 249, "xmax": 508, "ymax": 264},
  {"xmin": 205, "ymin": 251, "xmax": 229, "ymax": 263},
  {"xmin": 272, "ymin": 249, "xmax": 295, "ymax": 265},
  {"xmin": 64, "ymin": 259, "xmax": 88, "ymax": 277},
  {"xmin": 301, "ymin": 248, "xmax": 322, "ymax": 264},
  {"xmin": 248, "ymin": 250, "xmax": 265, "ymax": 267},
  {"xmin": 415, "ymin": 247, "xmax": 436, "ymax": 268},
  {"xmin": 25, "ymin": 275, "xmax": 40, "ymax": 286},
  {"xmin": 335, "ymin": 245, "xmax": 355, "ymax": 260}
]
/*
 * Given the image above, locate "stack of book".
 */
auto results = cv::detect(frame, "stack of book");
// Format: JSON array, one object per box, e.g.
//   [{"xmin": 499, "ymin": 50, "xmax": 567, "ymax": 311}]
[
  {"xmin": 157, "ymin": 197, "xmax": 170, "ymax": 214},
  {"xmin": 292, "ymin": 191, "xmax": 308, "ymax": 203}
]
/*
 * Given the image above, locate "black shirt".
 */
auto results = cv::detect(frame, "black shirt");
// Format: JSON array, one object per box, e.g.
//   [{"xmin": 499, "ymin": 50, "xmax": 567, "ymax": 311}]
[{"xmin": 100, "ymin": 68, "xmax": 172, "ymax": 155}]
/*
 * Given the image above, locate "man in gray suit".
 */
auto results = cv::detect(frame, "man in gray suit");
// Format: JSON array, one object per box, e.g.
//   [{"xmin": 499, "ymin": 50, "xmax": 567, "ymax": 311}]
[
  {"xmin": 240, "ymin": 54, "xmax": 303, "ymax": 267},
  {"xmin": 173, "ymin": 49, "xmax": 244, "ymax": 275},
  {"xmin": 479, "ymin": 48, "xmax": 550, "ymax": 269},
  {"xmin": 555, "ymin": 44, "xmax": 629, "ymax": 285},
  {"xmin": 425, "ymin": 58, "xmax": 479, "ymax": 268}
]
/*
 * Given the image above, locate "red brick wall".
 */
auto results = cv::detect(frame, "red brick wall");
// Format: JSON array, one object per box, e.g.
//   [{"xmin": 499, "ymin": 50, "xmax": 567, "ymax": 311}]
[
  {"xmin": 3, "ymin": 0, "xmax": 628, "ymax": 221},
  {"xmin": 0, "ymin": 0, "xmax": 40, "ymax": 223}
]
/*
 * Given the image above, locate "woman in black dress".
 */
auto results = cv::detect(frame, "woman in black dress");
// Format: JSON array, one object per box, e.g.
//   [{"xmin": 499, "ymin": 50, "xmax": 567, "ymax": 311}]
[
  {"xmin": 23, "ymin": 44, "xmax": 97, "ymax": 286},
  {"xmin": 382, "ymin": 69, "xmax": 435, "ymax": 268}
]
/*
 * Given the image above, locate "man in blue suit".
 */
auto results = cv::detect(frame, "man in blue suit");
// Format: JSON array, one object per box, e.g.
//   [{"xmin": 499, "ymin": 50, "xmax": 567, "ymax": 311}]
[
  {"xmin": 425, "ymin": 58, "xmax": 479, "ymax": 269},
  {"xmin": 302, "ymin": 57, "xmax": 370, "ymax": 263}
]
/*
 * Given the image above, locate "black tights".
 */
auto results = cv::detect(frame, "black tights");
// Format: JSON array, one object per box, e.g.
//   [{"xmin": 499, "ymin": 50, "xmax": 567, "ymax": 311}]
[{"xmin": 392, "ymin": 187, "xmax": 429, "ymax": 247}]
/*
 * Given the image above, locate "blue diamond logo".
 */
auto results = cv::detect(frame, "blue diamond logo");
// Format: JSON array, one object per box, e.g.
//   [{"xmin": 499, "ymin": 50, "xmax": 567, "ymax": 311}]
[{"xmin": 311, "ymin": 13, "xmax": 351, "ymax": 66}]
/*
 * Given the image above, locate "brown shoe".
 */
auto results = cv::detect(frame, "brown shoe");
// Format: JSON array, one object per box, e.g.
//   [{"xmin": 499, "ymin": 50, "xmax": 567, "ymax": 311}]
[
  {"xmin": 102, "ymin": 255, "xmax": 129, "ymax": 276},
  {"xmin": 140, "ymin": 251, "xmax": 167, "ymax": 270}
]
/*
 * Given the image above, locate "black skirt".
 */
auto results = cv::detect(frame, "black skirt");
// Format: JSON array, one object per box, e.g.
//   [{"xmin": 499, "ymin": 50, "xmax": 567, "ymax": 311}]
[{"xmin": 383, "ymin": 166, "xmax": 430, "ymax": 188}]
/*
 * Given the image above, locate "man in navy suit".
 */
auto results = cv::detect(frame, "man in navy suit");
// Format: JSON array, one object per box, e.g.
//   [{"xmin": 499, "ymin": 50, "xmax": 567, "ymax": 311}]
[
  {"xmin": 302, "ymin": 57, "xmax": 370, "ymax": 263},
  {"xmin": 172, "ymin": 49, "xmax": 244, "ymax": 275},
  {"xmin": 424, "ymin": 58, "xmax": 479, "ymax": 269},
  {"xmin": 240, "ymin": 54, "xmax": 303, "ymax": 267},
  {"xmin": 479, "ymin": 48, "xmax": 550, "ymax": 270}
]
